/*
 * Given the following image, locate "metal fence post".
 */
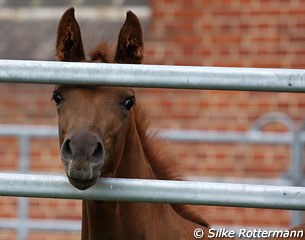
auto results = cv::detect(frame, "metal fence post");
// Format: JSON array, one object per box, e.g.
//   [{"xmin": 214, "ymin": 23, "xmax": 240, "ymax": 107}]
[
  {"xmin": 251, "ymin": 113, "xmax": 305, "ymax": 226},
  {"xmin": 18, "ymin": 135, "xmax": 30, "ymax": 240},
  {"xmin": 291, "ymin": 124, "xmax": 305, "ymax": 226}
]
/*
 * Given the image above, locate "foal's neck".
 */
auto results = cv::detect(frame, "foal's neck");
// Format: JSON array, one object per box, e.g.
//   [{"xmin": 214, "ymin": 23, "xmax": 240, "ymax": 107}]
[{"xmin": 116, "ymin": 108, "xmax": 154, "ymax": 179}]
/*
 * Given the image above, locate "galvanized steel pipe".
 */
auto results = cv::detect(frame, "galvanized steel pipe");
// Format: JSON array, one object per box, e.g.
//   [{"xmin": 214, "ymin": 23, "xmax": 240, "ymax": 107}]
[
  {"xmin": 0, "ymin": 124, "xmax": 294, "ymax": 144},
  {"xmin": 0, "ymin": 173, "xmax": 305, "ymax": 210},
  {"xmin": 1, "ymin": 60, "xmax": 305, "ymax": 92},
  {"xmin": 158, "ymin": 129, "xmax": 293, "ymax": 144}
]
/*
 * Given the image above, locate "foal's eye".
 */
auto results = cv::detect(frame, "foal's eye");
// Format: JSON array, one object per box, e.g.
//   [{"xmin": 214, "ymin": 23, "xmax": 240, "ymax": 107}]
[
  {"xmin": 123, "ymin": 96, "xmax": 135, "ymax": 111},
  {"xmin": 52, "ymin": 92, "xmax": 63, "ymax": 105}
]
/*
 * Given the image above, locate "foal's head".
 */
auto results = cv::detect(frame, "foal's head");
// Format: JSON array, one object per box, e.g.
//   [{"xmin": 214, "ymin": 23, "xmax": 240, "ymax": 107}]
[{"xmin": 53, "ymin": 8, "xmax": 143, "ymax": 190}]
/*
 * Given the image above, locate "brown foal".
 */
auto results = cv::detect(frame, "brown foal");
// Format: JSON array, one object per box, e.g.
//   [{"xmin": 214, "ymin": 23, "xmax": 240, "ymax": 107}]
[{"xmin": 53, "ymin": 8, "xmax": 305, "ymax": 240}]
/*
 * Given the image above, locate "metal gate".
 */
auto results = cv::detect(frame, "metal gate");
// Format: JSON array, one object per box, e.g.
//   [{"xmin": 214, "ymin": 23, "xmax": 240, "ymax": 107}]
[{"xmin": 0, "ymin": 60, "xmax": 305, "ymax": 239}]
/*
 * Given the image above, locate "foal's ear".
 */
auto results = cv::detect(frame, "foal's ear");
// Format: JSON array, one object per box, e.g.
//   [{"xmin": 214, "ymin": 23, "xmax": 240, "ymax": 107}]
[
  {"xmin": 56, "ymin": 7, "xmax": 85, "ymax": 61},
  {"xmin": 114, "ymin": 11, "xmax": 144, "ymax": 64}
]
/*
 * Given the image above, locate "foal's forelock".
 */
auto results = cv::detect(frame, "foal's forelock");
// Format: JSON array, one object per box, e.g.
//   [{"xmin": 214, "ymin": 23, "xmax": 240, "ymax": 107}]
[{"xmin": 89, "ymin": 42, "xmax": 111, "ymax": 63}]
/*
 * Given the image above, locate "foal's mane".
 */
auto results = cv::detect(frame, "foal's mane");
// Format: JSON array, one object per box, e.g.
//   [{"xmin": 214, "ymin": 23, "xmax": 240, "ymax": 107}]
[{"xmin": 133, "ymin": 106, "xmax": 210, "ymax": 227}]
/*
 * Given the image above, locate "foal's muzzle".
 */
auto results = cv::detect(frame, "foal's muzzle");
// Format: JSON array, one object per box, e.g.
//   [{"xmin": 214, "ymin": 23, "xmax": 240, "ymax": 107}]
[{"xmin": 61, "ymin": 132, "xmax": 105, "ymax": 190}]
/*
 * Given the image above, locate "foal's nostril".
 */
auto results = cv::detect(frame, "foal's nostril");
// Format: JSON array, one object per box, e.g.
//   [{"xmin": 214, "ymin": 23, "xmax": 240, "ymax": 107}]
[
  {"xmin": 61, "ymin": 139, "xmax": 72, "ymax": 158},
  {"xmin": 92, "ymin": 142, "xmax": 104, "ymax": 161}
]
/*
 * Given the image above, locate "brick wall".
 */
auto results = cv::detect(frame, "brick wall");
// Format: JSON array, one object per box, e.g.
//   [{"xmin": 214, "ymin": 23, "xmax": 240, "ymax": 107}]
[
  {"xmin": 0, "ymin": 0, "xmax": 305, "ymax": 239},
  {"xmin": 140, "ymin": 0, "xmax": 305, "ymax": 229}
]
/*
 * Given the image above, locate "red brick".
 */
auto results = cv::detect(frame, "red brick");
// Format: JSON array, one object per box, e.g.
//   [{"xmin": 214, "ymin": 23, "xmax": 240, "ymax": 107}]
[
  {"xmin": 29, "ymin": 232, "xmax": 80, "ymax": 240},
  {"xmin": 0, "ymin": 230, "xmax": 16, "ymax": 240}
]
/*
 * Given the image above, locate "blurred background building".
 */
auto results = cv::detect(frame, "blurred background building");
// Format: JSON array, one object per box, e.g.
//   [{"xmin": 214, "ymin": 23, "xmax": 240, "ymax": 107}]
[{"xmin": 0, "ymin": 0, "xmax": 305, "ymax": 239}]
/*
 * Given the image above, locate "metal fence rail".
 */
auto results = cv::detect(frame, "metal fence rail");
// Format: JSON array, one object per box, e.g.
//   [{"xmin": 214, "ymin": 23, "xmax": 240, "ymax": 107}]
[
  {"xmin": 1, "ymin": 173, "xmax": 305, "ymax": 210},
  {"xmin": 1, "ymin": 60, "xmax": 305, "ymax": 92}
]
